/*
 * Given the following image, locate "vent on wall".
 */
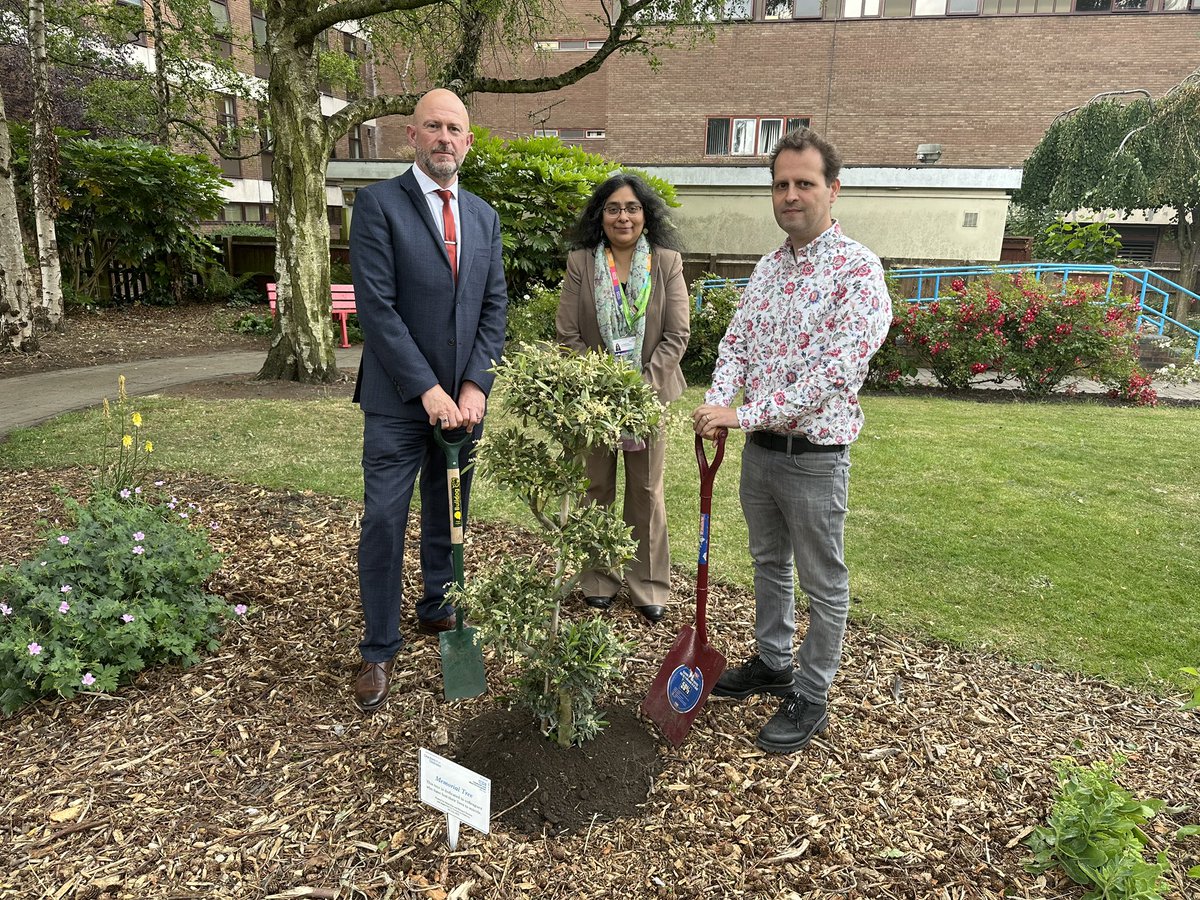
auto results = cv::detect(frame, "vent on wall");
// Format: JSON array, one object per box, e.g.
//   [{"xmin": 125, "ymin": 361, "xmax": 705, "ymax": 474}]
[{"xmin": 963, "ymin": 212, "xmax": 979, "ymax": 228}]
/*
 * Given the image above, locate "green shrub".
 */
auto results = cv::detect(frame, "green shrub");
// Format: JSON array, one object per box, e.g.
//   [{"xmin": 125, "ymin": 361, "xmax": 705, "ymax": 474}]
[
  {"xmin": 682, "ymin": 275, "xmax": 741, "ymax": 385},
  {"xmin": 1035, "ymin": 220, "xmax": 1123, "ymax": 265},
  {"xmin": 1025, "ymin": 757, "xmax": 1182, "ymax": 899},
  {"xmin": 882, "ymin": 272, "xmax": 1153, "ymax": 401},
  {"xmin": 0, "ymin": 380, "xmax": 231, "ymax": 715},
  {"xmin": 461, "ymin": 129, "xmax": 677, "ymax": 298},
  {"xmin": 0, "ymin": 489, "xmax": 227, "ymax": 714},
  {"xmin": 10, "ymin": 129, "xmax": 225, "ymax": 306},
  {"xmin": 233, "ymin": 311, "xmax": 273, "ymax": 335},
  {"xmin": 507, "ymin": 282, "xmax": 561, "ymax": 345}
]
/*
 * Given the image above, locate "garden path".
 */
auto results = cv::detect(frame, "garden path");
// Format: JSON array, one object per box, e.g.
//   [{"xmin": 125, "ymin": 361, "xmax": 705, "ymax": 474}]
[{"xmin": 0, "ymin": 347, "xmax": 363, "ymax": 435}]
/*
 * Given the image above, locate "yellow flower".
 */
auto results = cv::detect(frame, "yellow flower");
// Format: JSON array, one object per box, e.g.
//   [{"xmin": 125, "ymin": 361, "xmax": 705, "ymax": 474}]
[
  {"xmin": 144, "ymin": 441, "xmax": 154, "ymax": 453},
  {"xmin": 122, "ymin": 435, "xmax": 133, "ymax": 448},
  {"xmin": 131, "ymin": 412, "xmax": 143, "ymax": 427}
]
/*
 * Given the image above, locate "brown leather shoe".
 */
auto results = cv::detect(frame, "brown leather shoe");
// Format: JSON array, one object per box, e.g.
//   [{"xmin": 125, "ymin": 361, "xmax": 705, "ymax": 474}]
[
  {"xmin": 353, "ymin": 659, "xmax": 393, "ymax": 713},
  {"xmin": 417, "ymin": 616, "xmax": 457, "ymax": 636}
]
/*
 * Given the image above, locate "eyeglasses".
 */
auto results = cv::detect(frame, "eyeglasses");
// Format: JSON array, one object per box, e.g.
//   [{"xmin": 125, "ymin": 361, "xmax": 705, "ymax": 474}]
[{"xmin": 603, "ymin": 203, "xmax": 643, "ymax": 217}]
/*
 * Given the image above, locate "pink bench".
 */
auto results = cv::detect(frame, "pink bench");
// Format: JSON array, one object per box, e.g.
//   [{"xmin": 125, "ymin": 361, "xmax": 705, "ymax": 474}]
[{"xmin": 266, "ymin": 283, "xmax": 356, "ymax": 349}]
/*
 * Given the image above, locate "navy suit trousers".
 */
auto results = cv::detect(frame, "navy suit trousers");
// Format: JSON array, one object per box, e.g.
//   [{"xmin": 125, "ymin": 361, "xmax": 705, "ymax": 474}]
[{"xmin": 358, "ymin": 413, "xmax": 479, "ymax": 661}]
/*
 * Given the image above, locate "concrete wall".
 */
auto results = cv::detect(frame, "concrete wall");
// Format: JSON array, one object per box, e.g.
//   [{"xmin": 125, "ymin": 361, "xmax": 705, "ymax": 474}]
[{"xmin": 671, "ymin": 185, "xmax": 1012, "ymax": 262}]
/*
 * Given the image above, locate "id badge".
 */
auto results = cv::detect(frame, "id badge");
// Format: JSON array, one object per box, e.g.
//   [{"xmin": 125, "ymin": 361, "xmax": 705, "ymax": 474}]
[{"xmin": 613, "ymin": 336, "xmax": 636, "ymax": 360}]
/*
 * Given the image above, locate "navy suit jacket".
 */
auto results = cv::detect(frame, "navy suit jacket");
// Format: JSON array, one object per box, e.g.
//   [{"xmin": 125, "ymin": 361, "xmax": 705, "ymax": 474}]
[{"xmin": 349, "ymin": 168, "xmax": 508, "ymax": 419}]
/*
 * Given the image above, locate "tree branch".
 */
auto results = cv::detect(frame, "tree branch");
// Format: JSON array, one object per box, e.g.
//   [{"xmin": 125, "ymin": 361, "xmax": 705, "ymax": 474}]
[
  {"xmin": 291, "ymin": 0, "xmax": 443, "ymax": 48},
  {"xmin": 325, "ymin": 93, "xmax": 420, "ymax": 139}
]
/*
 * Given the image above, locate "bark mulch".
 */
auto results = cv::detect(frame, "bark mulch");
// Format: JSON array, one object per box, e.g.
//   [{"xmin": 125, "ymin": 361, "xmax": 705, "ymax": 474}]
[{"xmin": 2, "ymin": 470, "xmax": 1198, "ymax": 900}]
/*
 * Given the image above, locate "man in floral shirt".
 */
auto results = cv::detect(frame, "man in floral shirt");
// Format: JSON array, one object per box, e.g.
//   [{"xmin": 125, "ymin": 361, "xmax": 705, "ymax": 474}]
[{"xmin": 693, "ymin": 128, "xmax": 891, "ymax": 754}]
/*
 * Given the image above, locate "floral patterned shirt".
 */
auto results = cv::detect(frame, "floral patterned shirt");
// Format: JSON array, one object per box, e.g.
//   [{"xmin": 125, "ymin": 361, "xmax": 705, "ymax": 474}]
[{"xmin": 705, "ymin": 222, "xmax": 891, "ymax": 445}]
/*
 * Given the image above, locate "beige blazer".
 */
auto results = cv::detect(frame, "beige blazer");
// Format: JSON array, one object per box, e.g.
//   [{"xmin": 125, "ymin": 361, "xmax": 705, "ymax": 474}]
[{"xmin": 555, "ymin": 246, "xmax": 691, "ymax": 404}]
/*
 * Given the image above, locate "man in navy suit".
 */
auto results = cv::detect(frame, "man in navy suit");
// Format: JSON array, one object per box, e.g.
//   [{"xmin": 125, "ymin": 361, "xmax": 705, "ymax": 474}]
[{"xmin": 349, "ymin": 88, "xmax": 508, "ymax": 712}]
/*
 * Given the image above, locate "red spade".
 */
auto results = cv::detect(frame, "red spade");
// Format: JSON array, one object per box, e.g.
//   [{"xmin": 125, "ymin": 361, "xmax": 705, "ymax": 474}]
[{"xmin": 641, "ymin": 429, "xmax": 728, "ymax": 747}]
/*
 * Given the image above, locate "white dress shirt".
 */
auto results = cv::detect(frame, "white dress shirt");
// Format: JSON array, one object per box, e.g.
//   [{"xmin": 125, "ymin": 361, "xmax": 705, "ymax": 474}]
[{"xmin": 411, "ymin": 164, "xmax": 464, "ymax": 260}]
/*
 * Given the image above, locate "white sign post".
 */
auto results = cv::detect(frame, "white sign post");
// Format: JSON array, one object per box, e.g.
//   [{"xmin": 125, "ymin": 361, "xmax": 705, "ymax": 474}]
[{"xmin": 418, "ymin": 748, "xmax": 492, "ymax": 850}]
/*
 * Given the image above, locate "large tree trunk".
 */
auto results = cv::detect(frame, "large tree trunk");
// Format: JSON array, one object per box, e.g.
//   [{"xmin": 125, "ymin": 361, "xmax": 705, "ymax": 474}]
[
  {"xmin": 28, "ymin": 0, "xmax": 63, "ymax": 328},
  {"xmin": 257, "ymin": 17, "xmax": 338, "ymax": 383},
  {"xmin": 1174, "ymin": 207, "xmax": 1198, "ymax": 325},
  {"xmin": 0, "ymin": 88, "xmax": 36, "ymax": 352}
]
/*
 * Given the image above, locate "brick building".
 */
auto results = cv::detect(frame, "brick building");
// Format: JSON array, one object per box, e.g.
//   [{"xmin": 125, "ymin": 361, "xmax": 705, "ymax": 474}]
[
  {"xmin": 458, "ymin": 6, "xmax": 1199, "ymax": 269},
  {"xmin": 127, "ymin": 1, "xmax": 1198, "ymax": 271}
]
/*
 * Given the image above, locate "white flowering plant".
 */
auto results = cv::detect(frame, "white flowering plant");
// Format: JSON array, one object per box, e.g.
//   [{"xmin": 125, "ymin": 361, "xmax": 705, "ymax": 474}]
[{"xmin": 455, "ymin": 343, "xmax": 663, "ymax": 746}]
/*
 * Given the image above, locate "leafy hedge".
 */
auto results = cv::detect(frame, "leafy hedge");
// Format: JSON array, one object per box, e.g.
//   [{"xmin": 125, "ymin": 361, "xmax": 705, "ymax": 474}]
[{"xmin": 461, "ymin": 129, "xmax": 677, "ymax": 299}]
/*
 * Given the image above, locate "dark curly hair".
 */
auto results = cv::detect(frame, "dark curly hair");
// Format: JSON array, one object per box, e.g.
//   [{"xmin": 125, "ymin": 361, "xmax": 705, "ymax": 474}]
[{"xmin": 569, "ymin": 173, "xmax": 682, "ymax": 252}]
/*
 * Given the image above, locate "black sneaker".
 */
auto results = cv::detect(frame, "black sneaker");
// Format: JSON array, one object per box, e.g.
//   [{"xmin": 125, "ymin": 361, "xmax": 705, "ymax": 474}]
[
  {"xmin": 756, "ymin": 693, "xmax": 829, "ymax": 754},
  {"xmin": 712, "ymin": 654, "xmax": 795, "ymax": 700}
]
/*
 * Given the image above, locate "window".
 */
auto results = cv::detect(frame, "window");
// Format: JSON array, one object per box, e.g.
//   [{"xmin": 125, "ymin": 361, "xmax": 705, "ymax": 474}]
[
  {"xmin": 794, "ymin": 0, "xmax": 823, "ymax": 13},
  {"xmin": 963, "ymin": 212, "xmax": 979, "ymax": 228},
  {"xmin": 763, "ymin": 0, "xmax": 792, "ymax": 17},
  {"xmin": 258, "ymin": 106, "xmax": 273, "ymax": 181},
  {"xmin": 558, "ymin": 39, "xmax": 587, "ymax": 50},
  {"xmin": 763, "ymin": 0, "xmax": 823, "ymax": 16},
  {"xmin": 724, "ymin": 0, "xmax": 753, "ymax": 18},
  {"xmin": 706, "ymin": 116, "xmax": 809, "ymax": 156},
  {"xmin": 730, "ymin": 118, "xmax": 756, "ymax": 155},
  {"xmin": 349, "ymin": 125, "xmax": 364, "ymax": 159},
  {"xmin": 585, "ymin": 129, "xmax": 606, "ymax": 139},
  {"xmin": 534, "ymin": 128, "xmax": 558, "ymax": 137},
  {"xmin": 251, "ymin": 5, "xmax": 269, "ymax": 76},
  {"xmin": 217, "ymin": 96, "xmax": 240, "ymax": 178},
  {"xmin": 209, "ymin": 0, "xmax": 231, "ymax": 56},
  {"xmin": 758, "ymin": 118, "xmax": 784, "ymax": 155},
  {"xmin": 947, "ymin": 0, "xmax": 980, "ymax": 10},
  {"xmin": 587, "ymin": 40, "xmax": 604, "ymax": 49},
  {"xmin": 843, "ymin": 0, "xmax": 881, "ymax": 15}
]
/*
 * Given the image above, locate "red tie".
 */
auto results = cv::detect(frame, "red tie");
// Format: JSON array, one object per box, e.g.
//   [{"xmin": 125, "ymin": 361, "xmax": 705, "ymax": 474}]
[{"xmin": 436, "ymin": 189, "xmax": 457, "ymax": 284}]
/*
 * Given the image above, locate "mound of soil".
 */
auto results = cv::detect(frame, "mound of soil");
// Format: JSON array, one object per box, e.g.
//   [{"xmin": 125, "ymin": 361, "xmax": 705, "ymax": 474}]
[{"xmin": 455, "ymin": 705, "xmax": 662, "ymax": 836}]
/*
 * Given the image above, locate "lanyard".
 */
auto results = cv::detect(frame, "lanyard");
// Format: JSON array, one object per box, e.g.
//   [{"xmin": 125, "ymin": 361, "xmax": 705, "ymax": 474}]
[{"xmin": 604, "ymin": 247, "xmax": 652, "ymax": 332}]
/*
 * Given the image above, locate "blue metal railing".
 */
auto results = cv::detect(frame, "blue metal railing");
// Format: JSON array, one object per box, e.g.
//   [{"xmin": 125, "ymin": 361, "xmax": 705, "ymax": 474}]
[{"xmin": 696, "ymin": 264, "xmax": 1200, "ymax": 362}]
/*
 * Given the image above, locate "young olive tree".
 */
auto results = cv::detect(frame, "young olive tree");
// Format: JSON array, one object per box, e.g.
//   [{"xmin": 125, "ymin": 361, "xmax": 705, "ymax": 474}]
[{"xmin": 453, "ymin": 343, "xmax": 663, "ymax": 747}]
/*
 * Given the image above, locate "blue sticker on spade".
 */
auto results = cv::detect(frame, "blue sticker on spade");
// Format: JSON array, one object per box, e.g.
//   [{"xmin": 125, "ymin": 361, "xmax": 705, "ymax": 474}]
[
  {"xmin": 697, "ymin": 512, "xmax": 710, "ymax": 566},
  {"xmin": 666, "ymin": 664, "xmax": 704, "ymax": 714}
]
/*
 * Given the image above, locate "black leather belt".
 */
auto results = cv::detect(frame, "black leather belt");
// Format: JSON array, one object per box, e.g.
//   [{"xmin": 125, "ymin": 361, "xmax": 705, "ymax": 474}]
[{"xmin": 750, "ymin": 431, "xmax": 845, "ymax": 455}]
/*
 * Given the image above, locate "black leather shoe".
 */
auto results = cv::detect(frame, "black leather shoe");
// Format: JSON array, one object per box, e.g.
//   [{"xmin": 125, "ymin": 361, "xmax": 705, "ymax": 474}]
[
  {"xmin": 635, "ymin": 604, "xmax": 665, "ymax": 624},
  {"xmin": 756, "ymin": 692, "xmax": 829, "ymax": 754},
  {"xmin": 353, "ymin": 659, "xmax": 394, "ymax": 713},
  {"xmin": 712, "ymin": 654, "xmax": 795, "ymax": 699},
  {"xmin": 584, "ymin": 595, "xmax": 615, "ymax": 611}
]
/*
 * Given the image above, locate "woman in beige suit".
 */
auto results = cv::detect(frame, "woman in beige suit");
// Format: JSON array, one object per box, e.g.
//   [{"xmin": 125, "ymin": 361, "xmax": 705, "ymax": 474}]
[{"xmin": 556, "ymin": 174, "xmax": 691, "ymax": 624}]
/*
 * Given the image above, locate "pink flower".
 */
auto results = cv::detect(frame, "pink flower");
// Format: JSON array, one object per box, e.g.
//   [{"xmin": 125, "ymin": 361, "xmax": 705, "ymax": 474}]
[
  {"xmin": 0, "ymin": 602, "xmax": 10, "ymax": 616},
  {"xmin": 120, "ymin": 489, "xmax": 131, "ymax": 499},
  {"xmin": 234, "ymin": 604, "xmax": 248, "ymax": 617},
  {"xmin": 57, "ymin": 535, "xmax": 70, "ymax": 545},
  {"xmin": 121, "ymin": 614, "xmax": 135, "ymax": 623},
  {"xmin": 60, "ymin": 585, "xmax": 72, "ymax": 594},
  {"xmin": 132, "ymin": 546, "xmax": 145, "ymax": 555},
  {"xmin": 28, "ymin": 642, "xmax": 42, "ymax": 656},
  {"xmin": 59, "ymin": 601, "xmax": 70, "ymax": 614},
  {"xmin": 81, "ymin": 673, "xmax": 96, "ymax": 686},
  {"xmin": 133, "ymin": 532, "xmax": 145, "ymax": 541}
]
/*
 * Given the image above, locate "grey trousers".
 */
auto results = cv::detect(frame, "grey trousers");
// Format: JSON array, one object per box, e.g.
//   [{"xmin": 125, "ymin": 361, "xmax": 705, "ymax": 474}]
[{"xmin": 739, "ymin": 440, "xmax": 851, "ymax": 705}]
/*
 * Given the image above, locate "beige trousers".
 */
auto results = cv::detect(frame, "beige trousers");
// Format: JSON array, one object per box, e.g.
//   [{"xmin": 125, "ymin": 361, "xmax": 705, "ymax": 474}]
[{"xmin": 580, "ymin": 430, "xmax": 671, "ymax": 608}]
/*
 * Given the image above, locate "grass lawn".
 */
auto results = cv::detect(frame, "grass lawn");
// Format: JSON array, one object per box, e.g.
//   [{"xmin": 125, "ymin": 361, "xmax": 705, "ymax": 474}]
[{"xmin": 4, "ymin": 385, "xmax": 1197, "ymax": 689}]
